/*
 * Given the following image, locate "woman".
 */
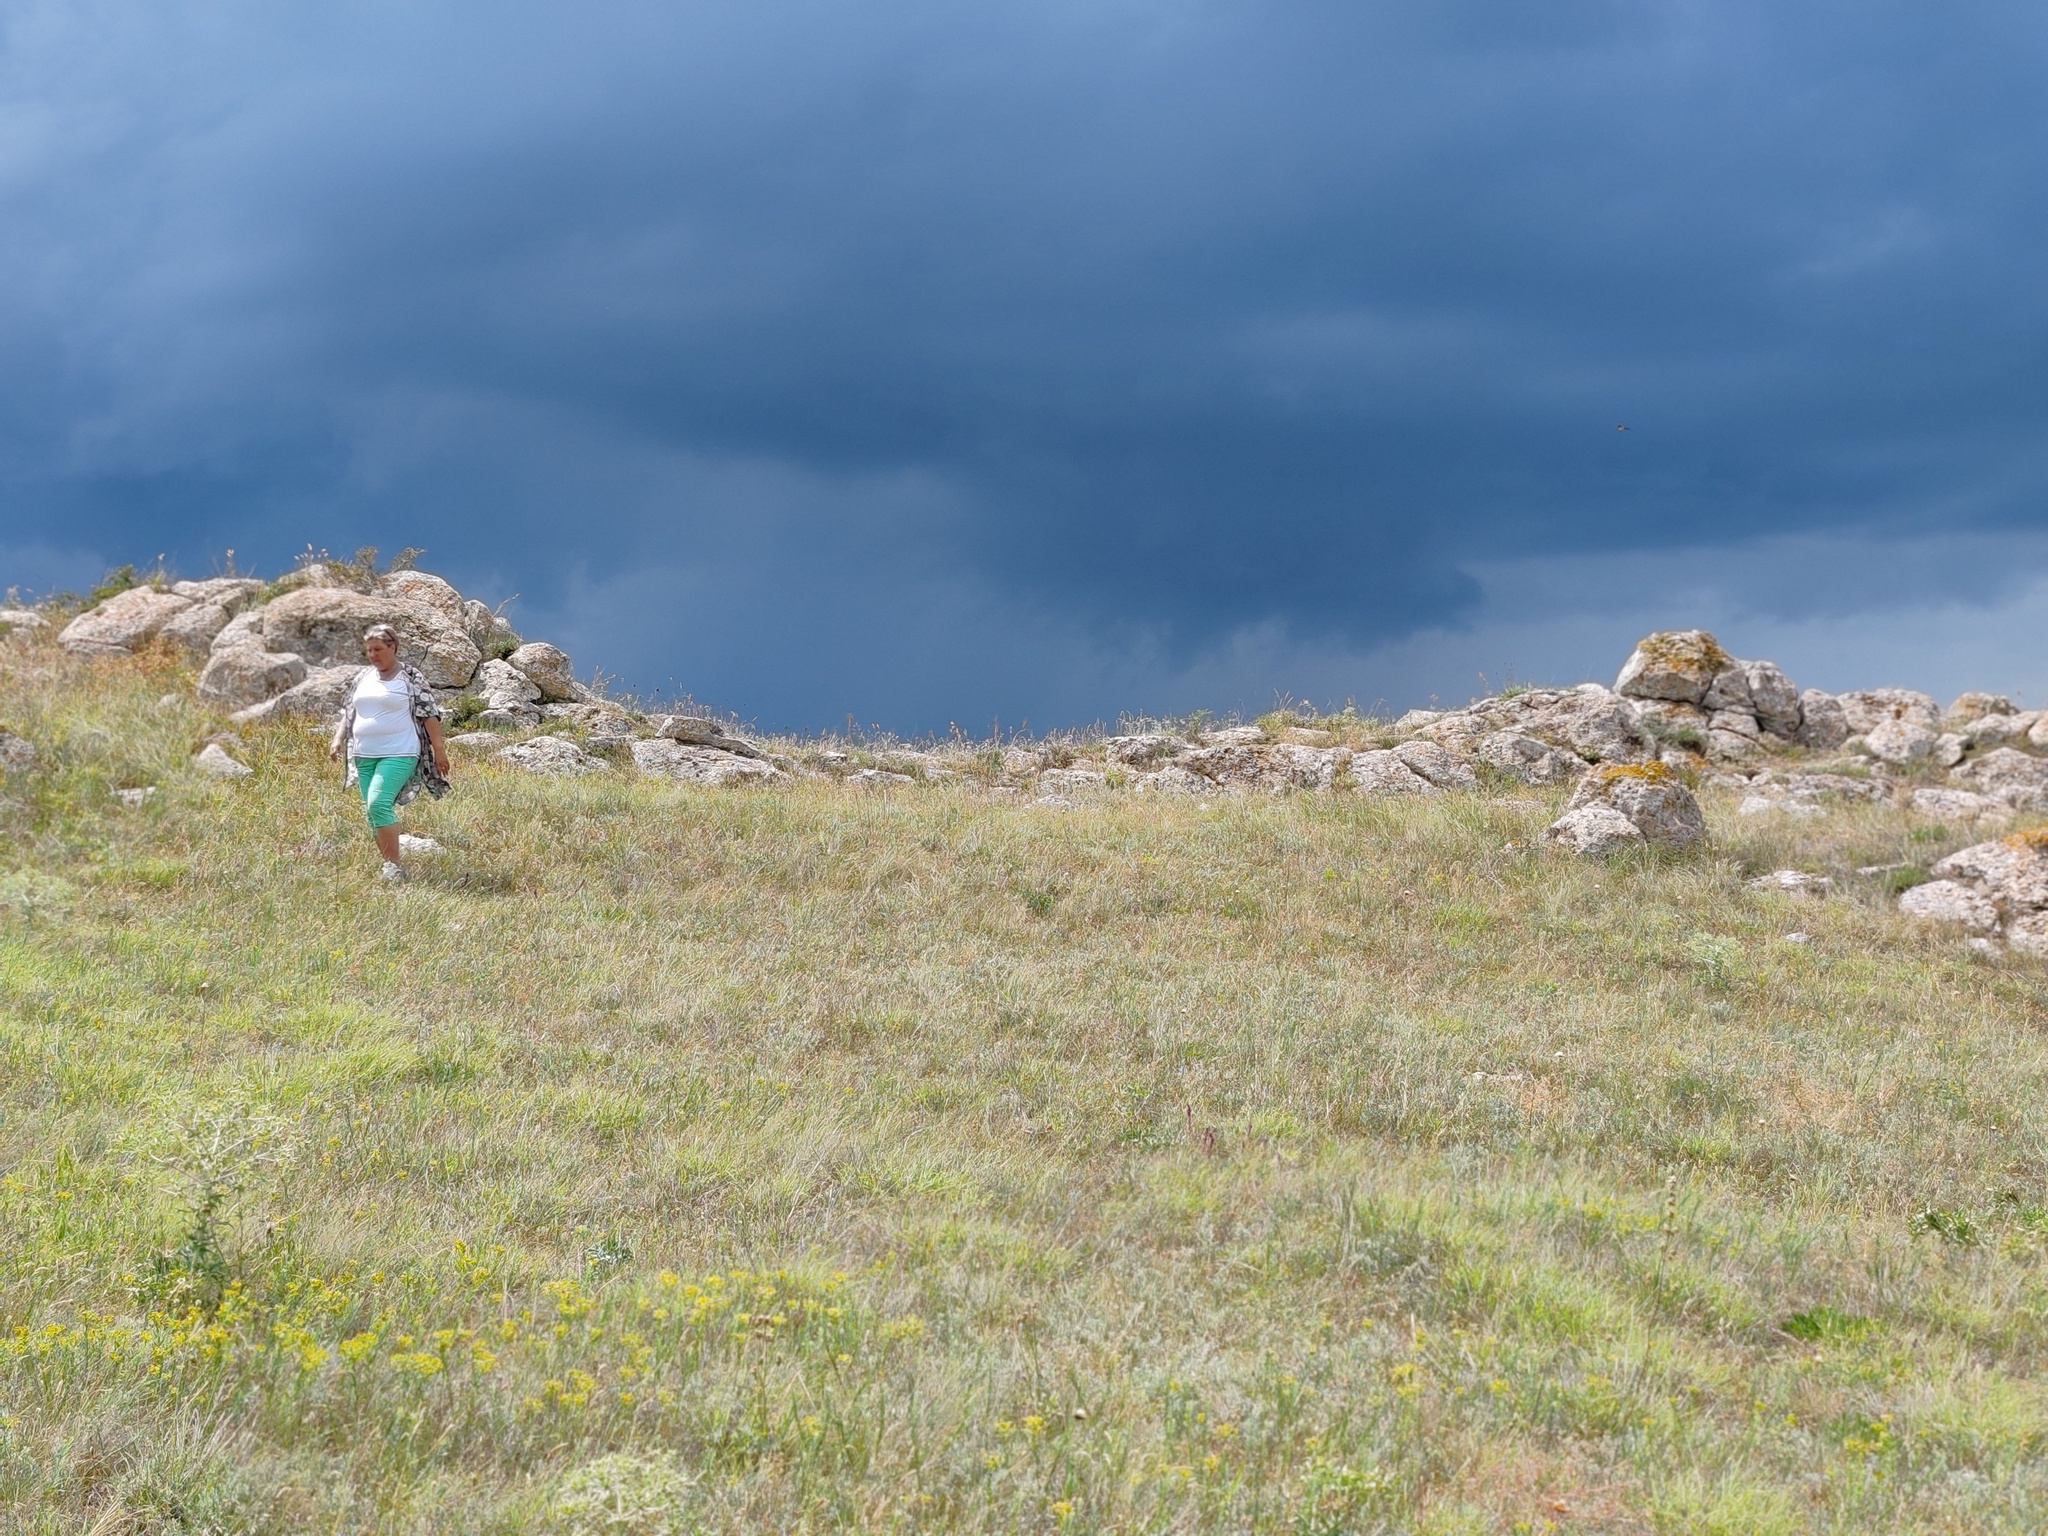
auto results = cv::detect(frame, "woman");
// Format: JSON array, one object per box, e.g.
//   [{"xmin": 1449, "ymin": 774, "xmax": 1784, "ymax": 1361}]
[{"xmin": 328, "ymin": 624, "xmax": 451, "ymax": 883}]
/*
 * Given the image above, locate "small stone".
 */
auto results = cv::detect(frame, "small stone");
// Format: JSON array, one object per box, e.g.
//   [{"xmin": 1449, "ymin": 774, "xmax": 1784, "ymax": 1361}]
[
  {"xmin": 629, "ymin": 738, "xmax": 781, "ymax": 785},
  {"xmin": 1749, "ymin": 869, "xmax": 1831, "ymax": 896},
  {"xmin": 1783, "ymin": 932, "xmax": 1813, "ymax": 944},
  {"xmin": 1473, "ymin": 730, "xmax": 1584, "ymax": 784},
  {"xmin": 114, "ymin": 786, "xmax": 156, "ymax": 807},
  {"xmin": 1102, "ymin": 734, "xmax": 1186, "ymax": 766},
  {"xmin": 1199, "ymin": 726, "xmax": 1264, "ymax": 747},
  {"xmin": 1542, "ymin": 803, "xmax": 1645, "ymax": 856},
  {"xmin": 397, "ymin": 833, "xmax": 442, "ymax": 855},
  {"xmin": 194, "ymin": 743, "xmax": 252, "ymax": 779},
  {"xmin": 1561, "ymin": 764, "xmax": 1708, "ymax": 847}
]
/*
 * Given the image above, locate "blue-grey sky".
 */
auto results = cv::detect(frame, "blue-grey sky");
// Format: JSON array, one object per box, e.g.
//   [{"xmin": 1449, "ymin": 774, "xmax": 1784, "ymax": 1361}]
[{"xmin": 6, "ymin": 1, "xmax": 2048, "ymax": 731}]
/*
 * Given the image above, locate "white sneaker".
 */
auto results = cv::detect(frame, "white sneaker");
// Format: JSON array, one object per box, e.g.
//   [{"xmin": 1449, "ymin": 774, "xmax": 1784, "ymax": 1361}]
[{"xmin": 379, "ymin": 860, "xmax": 407, "ymax": 884}]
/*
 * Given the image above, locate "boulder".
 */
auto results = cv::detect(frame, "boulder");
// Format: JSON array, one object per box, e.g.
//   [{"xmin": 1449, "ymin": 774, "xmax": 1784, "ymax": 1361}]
[
  {"xmin": 1102, "ymin": 734, "xmax": 1187, "ymax": 766},
  {"xmin": 0, "ymin": 609, "xmax": 45, "ymax": 635},
  {"xmin": 1792, "ymin": 690, "xmax": 1850, "ymax": 751},
  {"xmin": 195, "ymin": 638, "xmax": 308, "ymax": 710},
  {"xmin": 1948, "ymin": 692, "xmax": 2018, "ymax": 727},
  {"xmin": 1950, "ymin": 748, "xmax": 2048, "ymax": 809},
  {"xmin": 1350, "ymin": 749, "xmax": 1435, "ymax": 796},
  {"xmin": 475, "ymin": 657, "xmax": 542, "ymax": 709},
  {"xmin": 1200, "ymin": 726, "xmax": 1264, "ymax": 747},
  {"xmin": 1542, "ymin": 804, "xmax": 1645, "ymax": 856},
  {"xmin": 506, "ymin": 641, "xmax": 581, "ymax": 702},
  {"xmin": 2007, "ymin": 914, "xmax": 2048, "ymax": 956},
  {"xmin": 1931, "ymin": 834, "xmax": 2048, "ymax": 912},
  {"xmin": 1132, "ymin": 764, "xmax": 1214, "ymax": 795},
  {"xmin": 58, "ymin": 587, "xmax": 194, "ymax": 656},
  {"xmin": 1744, "ymin": 661, "xmax": 1803, "ymax": 737},
  {"xmin": 1898, "ymin": 879, "xmax": 1999, "ymax": 934},
  {"xmin": 158, "ymin": 603, "xmax": 232, "ymax": 657},
  {"xmin": 1708, "ymin": 709, "xmax": 1760, "ymax": 741},
  {"xmin": 1391, "ymin": 708, "xmax": 1446, "ymax": 734},
  {"xmin": 377, "ymin": 570, "xmax": 466, "ymax": 622},
  {"xmin": 1700, "ymin": 664, "xmax": 1754, "ymax": 713},
  {"xmin": 1392, "ymin": 740, "xmax": 1477, "ymax": 791},
  {"xmin": 1706, "ymin": 730, "xmax": 1761, "ymax": 762},
  {"xmin": 1558, "ymin": 763, "xmax": 1707, "ymax": 848},
  {"xmin": 1614, "ymin": 630, "xmax": 1731, "ymax": 704},
  {"xmin": 265, "ymin": 665, "xmax": 366, "ymax": 720},
  {"xmin": 1040, "ymin": 767, "xmax": 1107, "ymax": 794},
  {"xmin": 629, "ymin": 739, "xmax": 781, "ymax": 785},
  {"xmin": 1423, "ymin": 684, "xmax": 1650, "ymax": 765},
  {"xmin": 461, "ymin": 599, "xmax": 520, "ymax": 657},
  {"xmin": 1909, "ymin": 787, "xmax": 2008, "ymax": 825},
  {"xmin": 194, "ymin": 743, "xmax": 253, "ymax": 780},
  {"xmin": 1180, "ymin": 744, "xmax": 1265, "ymax": 790},
  {"xmin": 0, "ymin": 731, "xmax": 37, "ymax": 773},
  {"xmin": 477, "ymin": 706, "xmax": 543, "ymax": 730},
  {"xmin": 256, "ymin": 586, "xmax": 481, "ymax": 687},
  {"xmin": 1862, "ymin": 717, "xmax": 1938, "ymax": 765},
  {"xmin": 496, "ymin": 735, "xmax": 603, "ymax": 776},
  {"xmin": 1837, "ymin": 688, "xmax": 1941, "ymax": 735},
  {"xmin": 541, "ymin": 702, "xmax": 639, "ymax": 744},
  {"xmin": 1474, "ymin": 730, "xmax": 1585, "ymax": 784},
  {"xmin": 1932, "ymin": 733, "xmax": 1967, "ymax": 769},
  {"xmin": 1777, "ymin": 772, "xmax": 1889, "ymax": 804},
  {"xmin": 1966, "ymin": 710, "xmax": 2040, "ymax": 747},
  {"xmin": 169, "ymin": 577, "xmax": 263, "ymax": 613},
  {"xmin": 1253, "ymin": 744, "xmax": 1345, "ymax": 791}
]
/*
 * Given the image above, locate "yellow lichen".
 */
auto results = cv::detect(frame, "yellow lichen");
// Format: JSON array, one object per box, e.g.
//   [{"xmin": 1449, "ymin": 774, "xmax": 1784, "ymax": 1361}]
[
  {"xmin": 2002, "ymin": 826, "xmax": 2048, "ymax": 852},
  {"xmin": 1631, "ymin": 629, "xmax": 1731, "ymax": 677},
  {"xmin": 1590, "ymin": 760, "xmax": 1677, "ymax": 785}
]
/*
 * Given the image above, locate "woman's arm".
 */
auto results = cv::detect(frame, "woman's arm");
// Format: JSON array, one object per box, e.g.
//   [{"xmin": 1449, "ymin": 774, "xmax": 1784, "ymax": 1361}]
[{"xmin": 424, "ymin": 716, "xmax": 450, "ymax": 777}]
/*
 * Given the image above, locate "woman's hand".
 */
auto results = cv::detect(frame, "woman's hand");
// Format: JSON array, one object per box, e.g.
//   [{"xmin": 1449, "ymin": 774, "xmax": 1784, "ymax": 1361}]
[
  {"xmin": 433, "ymin": 746, "xmax": 451, "ymax": 778},
  {"xmin": 328, "ymin": 740, "xmax": 343, "ymax": 763}
]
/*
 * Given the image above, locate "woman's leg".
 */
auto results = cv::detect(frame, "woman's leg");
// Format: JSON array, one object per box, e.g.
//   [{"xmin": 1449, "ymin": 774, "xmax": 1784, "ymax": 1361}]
[{"xmin": 356, "ymin": 757, "xmax": 414, "ymax": 865}]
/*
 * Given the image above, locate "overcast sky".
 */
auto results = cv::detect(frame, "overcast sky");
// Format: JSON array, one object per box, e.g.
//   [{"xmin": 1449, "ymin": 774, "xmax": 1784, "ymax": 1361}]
[{"xmin": 5, "ymin": 1, "xmax": 2048, "ymax": 731}]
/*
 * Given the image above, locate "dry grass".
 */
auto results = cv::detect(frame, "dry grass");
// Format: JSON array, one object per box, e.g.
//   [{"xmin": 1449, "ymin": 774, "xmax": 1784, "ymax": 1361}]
[{"xmin": 3, "ymin": 638, "xmax": 2048, "ymax": 1533}]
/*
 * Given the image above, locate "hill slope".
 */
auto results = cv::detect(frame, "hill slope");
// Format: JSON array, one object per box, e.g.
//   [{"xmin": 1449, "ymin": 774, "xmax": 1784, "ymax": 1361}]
[{"xmin": 4, "ymin": 638, "xmax": 2048, "ymax": 1534}]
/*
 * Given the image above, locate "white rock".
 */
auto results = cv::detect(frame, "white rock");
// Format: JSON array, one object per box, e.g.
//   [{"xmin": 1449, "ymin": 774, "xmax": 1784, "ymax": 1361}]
[
  {"xmin": 170, "ymin": 577, "xmax": 263, "ymax": 612},
  {"xmin": 629, "ymin": 738, "xmax": 780, "ymax": 785},
  {"xmin": 264, "ymin": 664, "xmax": 365, "ymax": 720},
  {"xmin": 1932, "ymin": 836, "xmax": 2048, "ymax": 911},
  {"xmin": 114, "ymin": 786, "xmax": 156, "ymax": 807},
  {"xmin": 1897, "ymin": 879, "xmax": 1999, "ymax": 934},
  {"xmin": 1910, "ymin": 787, "xmax": 2007, "ymax": 824},
  {"xmin": 1965, "ymin": 710, "xmax": 2039, "ymax": 747},
  {"xmin": 0, "ymin": 608, "xmax": 45, "ymax": 634},
  {"xmin": 1837, "ymin": 688, "xmax": 1941, "ymax": 735},
  {"xmin": 1950, "ymin": 748, "xmax": 2048, "ymax": 809},
  {"xmin": 377, "ymin": 570, "xmax": 466, "ymax": 622},
  {"xmin": 1391, "ymin": 708, "xmax": 1445, "ymax": 734},
  {"xmin": 256, "ymin": 585, "xmax": 481, "ymax": 688},
  {"xmin": 506, "ymin": 641, "xmax": 581, "ymax": 702},
  {"xmin": 1700, "ymin": 664, "xmax": 1753, "ymax": 713},
  {"xmin": 2005, "ymin": 913, "xmax": 2048, "ymax": 956},
  {"xmin": 158, "ymin": 602, "xmax": 232, "ymax": 657},
  {"xmin": 1707, "ymin": 709, "xmax": 1761, "ymax": 740},
  {"xmin": 1474, "ymin": 730, "xmax": 1585, "ymax": 784},
  {"xmin": 1738, "ymin": 793, "xmax": 1824, "ymax": 818},
  {"xmin": 1792, "ymin": 690, "xmax": 1850, "ymax": 751},
  {"xmin": 1562, "ymin": 766, "xmax": 1708, "ymax": 847},
  {"xmin": 1255, "ymin": 744, "xmax": 1346, "ymax": 791},
  {"xmin": 194, "ymin": 743, "xmax": 252, "ymax": 779},
  {"xmin": 1102, "ymin": 734, "xmax": 1186, "ymax": 766},
  {"xmin": 496, "ymin": 735, "xmax": 603, "ymax": 776},
  {"xmin": 447, "ymin": 732, "xmax": 499, "ymax": 753},
  {"xmin": 1744, "ymin": 661, "xmax": 1803, "ymax": 737},
  {"xmin": 1039, "ymin": 768, "xmax": 1106, "ymax": 793},
  {"xmin": 1132, "ymin": 764, "xmax": 1213, "ymax": 795},
  {"xmin": 1749, "ymin": 869, "xmax": 1831, "ymax": 896},
  {"xmin": 1199, "ymin": 726, "xmax": 1264, "ymax": 747},
  {"xmin": 1542, "ymin": 803, "xmax": 1645, "ymax": 856},
  {"xmin": 849, "ymin": 766, "xmax": 915, "ymax": 787},
  {"xmin": 475, "ymin": 657, "xmax": 542, "ymax": 709},
  {"xmin": 397, "ymin": 833, "xmax": 442, "ymax": 855},
  {"xmin": 1614, "ymin": 630, "xmax": 1730, "ymax": 704},
  {"xmin": 1863, "ymin": 717, "xmax": 1938, "ymax": 764},
  {"xmin": 1947, "ymin": 691, "xmax": 2018, "ymax": 727},
  {"xmin": 58, "ymin": 587, "xmax": 194, "ymax": 656},
  {"xmin": 1179, "ymin": 744, "xmax": 1265, "ymax": 790},
  {"xmin": 1349, "ymin": 749, "xmax": 1435, "ymax": 796},
  {"xmin": 1932, "ymin": 733, "xmax": 1967, "ymax": 769},
  {"xmin": 461, "ymin": 598, "xmax": 520, "ymax": 657},
  {"xmin": 1392, "ymin": 740, "xmax": 1477, "ymax": 791},
  {"xmin": 1706, "ymin": 729, "xmax": 1761, "ymax": 762}
]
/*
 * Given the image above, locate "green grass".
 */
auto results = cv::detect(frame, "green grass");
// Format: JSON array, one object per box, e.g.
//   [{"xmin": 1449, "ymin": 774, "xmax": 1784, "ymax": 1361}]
[{"xmin": 6, "ymin": 641, "xmax": 2048, "ymax": 1532}]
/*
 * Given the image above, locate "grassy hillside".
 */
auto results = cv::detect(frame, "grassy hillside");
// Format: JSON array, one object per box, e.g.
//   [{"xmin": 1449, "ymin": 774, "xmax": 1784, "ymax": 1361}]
[{"xmin": 5, "ymin": 639, "xmax": 2048, "ymax": 1534}]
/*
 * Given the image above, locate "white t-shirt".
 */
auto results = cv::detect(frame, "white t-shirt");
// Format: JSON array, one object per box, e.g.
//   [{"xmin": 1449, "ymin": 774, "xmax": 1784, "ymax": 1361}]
[{"xmin": 350, "ymin": 668, "xmax": 419, "ymax": 759}]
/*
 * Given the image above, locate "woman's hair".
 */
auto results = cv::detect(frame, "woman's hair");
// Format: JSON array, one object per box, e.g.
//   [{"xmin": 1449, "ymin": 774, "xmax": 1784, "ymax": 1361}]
[{"xmin": 362, "ymin": 623, "xmax": 401, "ymax": 648}]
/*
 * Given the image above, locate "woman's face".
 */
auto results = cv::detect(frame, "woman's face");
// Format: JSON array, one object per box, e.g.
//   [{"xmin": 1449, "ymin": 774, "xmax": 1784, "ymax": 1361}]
[{"xmin": 364, "ymin": 635, "xmax": 397, "ymax": 670}]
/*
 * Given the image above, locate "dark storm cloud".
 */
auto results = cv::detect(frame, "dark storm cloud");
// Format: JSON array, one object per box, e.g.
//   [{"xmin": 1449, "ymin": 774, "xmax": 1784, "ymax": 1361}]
[{"xmin": 4, "ymin": 0, "xmax": 2048, "ymax": 724}]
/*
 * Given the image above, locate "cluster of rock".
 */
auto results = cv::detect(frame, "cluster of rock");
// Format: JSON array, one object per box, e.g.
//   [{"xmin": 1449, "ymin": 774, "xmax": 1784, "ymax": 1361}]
[
  {"xmin": 51, "ymin": 562, "xmax": 785, "ymax": 785},
  {"xmin": 1898, "ymin": 832, "xmax": 2048, "ymax": 955}
]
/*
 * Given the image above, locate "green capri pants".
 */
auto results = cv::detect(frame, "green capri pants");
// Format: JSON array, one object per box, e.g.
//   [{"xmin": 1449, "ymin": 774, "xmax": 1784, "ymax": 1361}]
[{"xmin": 354, "ymin": 756, "xmax": 416, "ymax": 830}]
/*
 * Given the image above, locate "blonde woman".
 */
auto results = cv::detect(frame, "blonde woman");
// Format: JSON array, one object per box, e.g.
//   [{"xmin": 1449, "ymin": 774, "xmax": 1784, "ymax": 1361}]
[{"xmin": 328, "ymin": 624, "xmax": 451, "ymax": 883}]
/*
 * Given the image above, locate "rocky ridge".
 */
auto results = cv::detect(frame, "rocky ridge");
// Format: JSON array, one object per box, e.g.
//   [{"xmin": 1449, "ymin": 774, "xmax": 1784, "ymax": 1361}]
[{"xmin": 34, "ymin": 567, "xmax": 2048, "ymax": 940}]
